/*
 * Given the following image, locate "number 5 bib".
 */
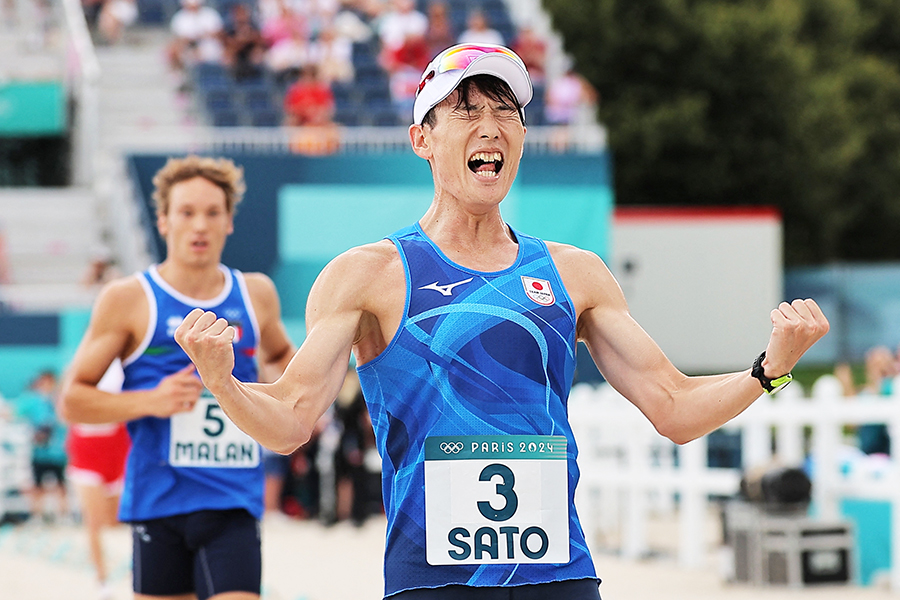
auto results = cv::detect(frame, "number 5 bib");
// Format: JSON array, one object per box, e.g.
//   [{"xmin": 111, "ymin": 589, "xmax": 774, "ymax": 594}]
[
  {"xmin": 169, "ymin": 394, "xmax": 260, "ymax": 468},
  {"xmin": 424, "ymin": 435, "xmax": 569, "ymax": 565}
]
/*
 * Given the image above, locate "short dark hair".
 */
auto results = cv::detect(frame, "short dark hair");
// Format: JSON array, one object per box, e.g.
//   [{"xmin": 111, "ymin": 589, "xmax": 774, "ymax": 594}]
[{"xmin": 421, "ymin": 74, "xmax": 525, "ymax": 128}]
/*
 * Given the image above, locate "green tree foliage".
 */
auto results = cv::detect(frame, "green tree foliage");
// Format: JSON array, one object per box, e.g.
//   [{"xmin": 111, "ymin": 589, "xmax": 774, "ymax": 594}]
[{"xmin": 544, "ymin": 0, "xmax": 900, "ymax": 264}]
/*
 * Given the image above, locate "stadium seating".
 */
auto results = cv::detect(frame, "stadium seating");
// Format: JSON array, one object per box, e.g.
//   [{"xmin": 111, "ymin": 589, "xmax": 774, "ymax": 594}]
[{"xmin": 183, "ymin": 0, "xmax": 540, "ymax": 128}]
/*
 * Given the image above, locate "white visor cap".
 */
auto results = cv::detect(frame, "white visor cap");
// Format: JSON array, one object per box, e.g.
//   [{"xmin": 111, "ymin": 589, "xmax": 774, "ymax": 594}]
[{"xmin": 413, "ymin": 44, "xmax": 533, "ymax": 126}]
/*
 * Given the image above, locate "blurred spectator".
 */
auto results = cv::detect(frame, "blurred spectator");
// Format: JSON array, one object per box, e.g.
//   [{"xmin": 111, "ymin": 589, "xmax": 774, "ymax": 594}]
[
  {"xmin": 377, "ymin": 0, "xmax": 427, "ymax": 65},
  {"xmin": 310, "ymin": 24, "xmax": 355, "ymax": 84},
  {"xmin": 81, "ymin": 245, "xmax": 121, "ymax": 289},
  {"xmin": 512, "ymin": 25, "xmax": 546, "ymax": 83},
  {"xmin": 222, "ymin": 3, "xmax": 266, "ymax": 80},
  {"xmin": 263, "ymin": 447, "xmax": 293, "ymax": 517},
  {"xmin": 862, "ymin": 345, "xmax": 897, "ymax": 396},
  {"xmin": 167, "ymin": 0, "xmax": 225, "ymax": 73},
  {"xmin": 13, "ymin": 370, "xmax": 70, "ymax": 524},
  {"xmin": 97, "ymin": 0, "xmax": 138, "ymax": 44},
  {"xmin": 457, "ymin": 9, "xmax": 503, "ymax": 46},
  {"xmin": 388, "ymin": 61, "xmax": 423, "ymax": 122},
  {"xmin": 288, "ymin": 106, "xmax": 341, "ymax": 155},
  {"xmin": 375, "ymin": 0, "xmax": 428, "ymax": 121},
  {"xmin": 260, "ymin": 0, "xmax": 307, "ymax": 48},
  {"xmin": 297, "ymin": 0, "xmax": 340, "ymax": 39},
  {"xmin": 351, "ymin": 0, "xmax": 389, "ymax": 21},
  {"xmin": 82, "ymin": 0, "xmax": 104, "ymax": 32},
  {"xmin": 284, "ymin": 63, "xmax": 335, "ymax": 126},
  {"xmin": 65, "ymin": 361, "xmax": 130, "ymax": 600},
  {"xmin": 266, "ymin": 24, "xmax": 309, "ymax": 85},
  {"xmin": 545, "ymin": 67, "xmax": 598, "ymax": 125},
  {"xmin": 835, "ymin": 346, "xmax": 895, "ymax": 457},
  {"xmin": 333, "ymin": 369, "xmax": 381, "ymax": 525},
  {"xmin": 858, "ymin": 346, "xmax": 895, "ymax": 455},
  {"xmin": 333, "ymin": 3, "xmax": 374, "ymax": 43},
  {"xmin": 383, "ymin": 30, "xmax": 428, "ymax": 121},
  {"xmin": 424, "ymin": 1, "xmax": 455, "ymax": 60}
]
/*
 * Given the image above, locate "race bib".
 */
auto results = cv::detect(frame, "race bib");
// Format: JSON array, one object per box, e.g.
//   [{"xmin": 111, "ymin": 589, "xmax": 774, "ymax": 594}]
[
  {"xmin": 169, "ymin": 395, "xmax": 260, "ymax": 468},
  {"xmin": 424, "ymin": 435, "xmax": 569, "ymax": 565}
]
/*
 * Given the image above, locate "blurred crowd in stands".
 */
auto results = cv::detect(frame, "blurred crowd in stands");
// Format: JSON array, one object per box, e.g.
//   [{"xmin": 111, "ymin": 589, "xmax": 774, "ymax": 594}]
[{"xmin": 80, "ymin": 0, "xmax": 598, "ymax": 145}]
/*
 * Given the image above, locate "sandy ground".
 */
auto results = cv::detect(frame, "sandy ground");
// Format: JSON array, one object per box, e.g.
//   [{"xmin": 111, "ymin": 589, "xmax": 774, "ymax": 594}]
[{"xmin": 1, "ymin": 513, "xmax": 898, "ymax": 600}]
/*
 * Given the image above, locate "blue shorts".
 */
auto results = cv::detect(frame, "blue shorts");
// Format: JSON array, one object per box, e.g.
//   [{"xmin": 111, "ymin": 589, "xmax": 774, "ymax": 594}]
[
  {"xmin": 389, "ymin": 579, "xmax": 602, "ymax": 600},
  {"xmin": 131, "ymin": 509, "xmax": 261, "ymax": 599}
]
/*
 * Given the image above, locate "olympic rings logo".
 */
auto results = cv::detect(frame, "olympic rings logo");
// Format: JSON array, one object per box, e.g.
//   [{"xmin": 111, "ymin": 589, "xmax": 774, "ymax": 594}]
[{"xmin": 440, "ymin": 441, "xmax": 464, "ymax": 454}]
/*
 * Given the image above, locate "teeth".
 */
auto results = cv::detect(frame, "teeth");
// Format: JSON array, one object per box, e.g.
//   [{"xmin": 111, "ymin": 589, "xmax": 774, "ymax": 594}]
[
  {"xmin": 470, "ymin": 152, "xmax": 503, "ymax": 163},
  {"xmin": 474, "ymin": 170, "xmax": 500, "ymax": 179}
]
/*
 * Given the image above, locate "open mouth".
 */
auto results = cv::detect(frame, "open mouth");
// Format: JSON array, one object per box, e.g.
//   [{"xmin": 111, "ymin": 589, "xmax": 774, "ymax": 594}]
[{"xmin": 468, "ymin": 151, "xmax": 504, "ymax": 179}]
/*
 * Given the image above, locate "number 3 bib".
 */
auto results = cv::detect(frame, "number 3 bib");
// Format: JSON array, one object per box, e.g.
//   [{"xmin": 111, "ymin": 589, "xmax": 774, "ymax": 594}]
[
  {"xmin": 169, "ymin": 394, "xmax": 260, "ymax": 468},
  {"xmin": 424, "ymin": 435, "xmax": 569, "ymax": 565}
]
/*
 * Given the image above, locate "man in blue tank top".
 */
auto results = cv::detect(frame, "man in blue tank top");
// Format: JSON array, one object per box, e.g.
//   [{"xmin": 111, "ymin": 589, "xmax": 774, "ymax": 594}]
[
  {"xmin": 175, "ymin": 45, "xmax": 830, "ymax": 599},
  {"xmin": 59, "ymin": 156, "xmax": 295, "ymax": 600}
]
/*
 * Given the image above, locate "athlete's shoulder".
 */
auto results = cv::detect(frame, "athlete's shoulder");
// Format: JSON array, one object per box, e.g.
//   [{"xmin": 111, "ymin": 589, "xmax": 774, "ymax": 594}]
[
  {"xmin": 327, "ymin": 240, "xmax": 401, "ymax": 282},
  {"xmin": 544, "ymin": 240, "xmax": 601, "ymax": 266},
  {"xmin": 88, "ymin": 273, "xmax": 150, "ymax": 336},
  {"xmin": 94, "ymin": 273, "xmax": 147, "ymax": 309},
  {"xmin": 545, "ymin": 241, "xmax": 616, "ymax": 293},
  {"xmin": 238, "ymin": 270, "xmax": 278, "ymax": 299},
  {"xmin": 309, "ymin": 240, "xmax": 403, "ymax": 314}
]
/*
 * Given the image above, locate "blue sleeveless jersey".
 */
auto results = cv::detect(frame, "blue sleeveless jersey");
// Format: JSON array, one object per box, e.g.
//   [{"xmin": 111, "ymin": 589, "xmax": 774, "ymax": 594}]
[
  {"xmin": 119, "ymin": 265, "xmax": 265, "ymax": 521},
  {"xmin": 357, "ymin": 224, "xmax": 597, "ymax": 597}
]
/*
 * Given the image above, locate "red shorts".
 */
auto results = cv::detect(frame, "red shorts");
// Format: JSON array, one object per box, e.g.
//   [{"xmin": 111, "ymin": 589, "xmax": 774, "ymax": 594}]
[{"xmin": 66, "ymin": 423, "xmax": 130, "ymax": 493}]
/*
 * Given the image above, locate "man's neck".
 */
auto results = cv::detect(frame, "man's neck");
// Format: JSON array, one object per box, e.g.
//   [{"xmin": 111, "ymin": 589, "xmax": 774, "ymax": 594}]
[
  {"xmin": 156, "ymin": 261, "xmax": 226, "ymax": 300},
  {"xmin": 418, "ymin": 206, "xmax": 518, "ymax": 272}
]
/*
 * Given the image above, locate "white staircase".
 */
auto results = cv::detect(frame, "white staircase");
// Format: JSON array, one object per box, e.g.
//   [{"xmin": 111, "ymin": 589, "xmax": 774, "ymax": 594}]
[
  {"xmin": 94, "ymin": 25, "xmax": 202, "ymax": 150},
  {"xmin": 0, "ymin": 17, "xmax": 187, "ymax": 312},
  {"xmin": 0, "ymin": 189, "xmax": 104, "ymax": 311}
]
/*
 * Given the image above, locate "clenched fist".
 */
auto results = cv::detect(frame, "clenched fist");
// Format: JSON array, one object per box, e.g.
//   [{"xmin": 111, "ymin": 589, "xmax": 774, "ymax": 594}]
[
  {"xmin": 763, "ymin": 299, "xmax": 830, "ymax": 377},
  {"xmin": 175, "ymin": 308, "xmax": 237, "ymax": 397}
]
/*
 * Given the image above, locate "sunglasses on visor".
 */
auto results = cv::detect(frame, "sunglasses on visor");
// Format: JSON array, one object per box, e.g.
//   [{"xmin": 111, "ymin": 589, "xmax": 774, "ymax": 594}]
[{"xmin": 416, "ymin": 45, "xmax": 526, "ymax": 96}]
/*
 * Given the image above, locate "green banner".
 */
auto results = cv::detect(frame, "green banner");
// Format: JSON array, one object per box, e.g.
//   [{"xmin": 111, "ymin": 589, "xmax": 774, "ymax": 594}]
[{"xmin": 0, "ymin": 82, "xmax": 67, "ymax": 136}]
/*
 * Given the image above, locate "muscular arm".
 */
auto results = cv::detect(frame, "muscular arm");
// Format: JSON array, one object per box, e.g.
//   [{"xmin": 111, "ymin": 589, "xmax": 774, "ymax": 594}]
[
  {"xmin": 176, "ymin": 243, "xmax": 398, "ymax": 454},
  {"xmin": 58, "ymin": 277, "xmax": 203, "ymax": 424},
  {"xmin": 551, "ymin": 243, "xmax": 829, "ymax": 444}
]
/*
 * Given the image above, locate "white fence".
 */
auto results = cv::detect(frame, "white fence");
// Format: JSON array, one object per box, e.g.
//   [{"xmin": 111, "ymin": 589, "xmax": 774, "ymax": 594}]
[
  {"xmin": 0, "ymin": 423, "xmax": 32, "ymax": 519},
  {"xmin": 570, "ymin": 377, "xmax": 900, "ymax": 590}
]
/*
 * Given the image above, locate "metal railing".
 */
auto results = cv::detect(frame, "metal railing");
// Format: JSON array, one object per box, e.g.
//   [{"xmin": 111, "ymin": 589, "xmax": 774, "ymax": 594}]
[{"xmin": 59, "ymin": 0, "xmax": 101, "ymax": 185}]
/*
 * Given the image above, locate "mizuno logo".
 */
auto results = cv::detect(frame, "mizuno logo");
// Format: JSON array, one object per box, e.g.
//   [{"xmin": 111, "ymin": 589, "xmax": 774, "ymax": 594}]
[{"xmin": 419, "ymin": 278, "xmax": 474, "ymax": 296}]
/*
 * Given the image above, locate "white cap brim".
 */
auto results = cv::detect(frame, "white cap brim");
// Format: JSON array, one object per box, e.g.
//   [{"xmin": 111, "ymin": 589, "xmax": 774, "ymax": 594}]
[{"xmin": 413, "ymin": 46, "xmax": 533, "ymax": 125}]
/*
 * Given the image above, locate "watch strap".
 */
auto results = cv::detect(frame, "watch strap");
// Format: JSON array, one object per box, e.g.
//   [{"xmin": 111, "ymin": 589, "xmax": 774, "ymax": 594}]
[{"xmin": 751, "ymin": 351, "xmax": 793, "ymax": 394}]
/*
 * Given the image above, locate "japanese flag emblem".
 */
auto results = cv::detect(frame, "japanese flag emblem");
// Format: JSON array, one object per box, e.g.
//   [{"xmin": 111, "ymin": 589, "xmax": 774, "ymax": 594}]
[{"xmin": 522, "ymin": 276, "xmax": 555, "ymax": 306}]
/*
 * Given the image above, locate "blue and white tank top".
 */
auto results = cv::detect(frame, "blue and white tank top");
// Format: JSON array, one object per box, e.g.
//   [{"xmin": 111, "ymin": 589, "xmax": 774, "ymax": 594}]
[
  {"xmin": 119, "ymin": 265, "xmax": 265, "ymax": 521},
  {"xmin": 358, "ymin": 224, "xmax": 597, "ymax": 597}
]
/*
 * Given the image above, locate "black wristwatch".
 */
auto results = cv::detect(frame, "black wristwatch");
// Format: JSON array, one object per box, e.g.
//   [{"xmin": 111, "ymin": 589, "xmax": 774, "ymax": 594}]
[{"xmin": 751, "ymin": 351, "xmax": 793, "ymax": 395}]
